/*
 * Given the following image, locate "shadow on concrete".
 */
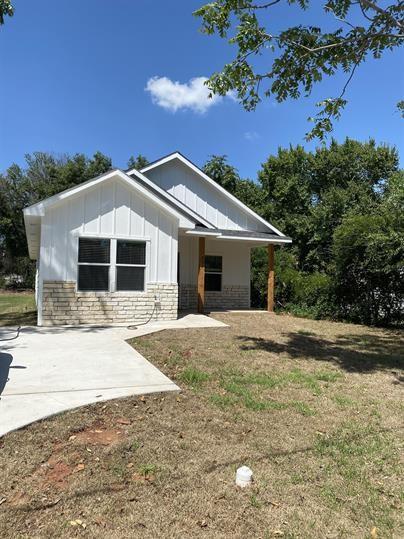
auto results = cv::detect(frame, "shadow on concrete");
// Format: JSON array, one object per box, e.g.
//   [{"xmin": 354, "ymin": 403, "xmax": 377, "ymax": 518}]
[
  {"xmin": 236, "ymin": 330, "xmax": 404, "ymax": 373},
  {"xmin": 0, "ymin": 352, "xmax": 14, "ymax": 396}
]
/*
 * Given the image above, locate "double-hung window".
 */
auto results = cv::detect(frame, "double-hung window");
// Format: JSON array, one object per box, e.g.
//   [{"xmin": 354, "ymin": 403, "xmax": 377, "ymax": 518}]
[
  {"xmin": 77, "ymin": 238, "xmax": 146, "ymax": 292},
  {"xmin": 116, "ymin": 240, "xmax": 146, "ymax": 291},
  {"xmin": 205, "ymin": 255, "xmax": 222, "ymax": 292},
  {"xmin": 78, "ymin": 238, "xmax": 110, "ymax": 291}
]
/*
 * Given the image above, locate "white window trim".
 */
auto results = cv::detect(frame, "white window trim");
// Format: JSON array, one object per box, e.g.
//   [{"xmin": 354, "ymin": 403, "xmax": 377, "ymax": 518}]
[
  {"xmin": 205, "ymin": 254, "xmax": 223, "ymax": 293},
  {"xmin": 77, "ymin": 237, "xmax": 148, "ymax": 294}
]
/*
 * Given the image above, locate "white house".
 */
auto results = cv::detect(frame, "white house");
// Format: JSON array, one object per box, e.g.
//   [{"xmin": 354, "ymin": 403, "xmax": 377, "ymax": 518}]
[{"xmin": 23, "ymin": 152, "xmax": 291, "ymax": 326}]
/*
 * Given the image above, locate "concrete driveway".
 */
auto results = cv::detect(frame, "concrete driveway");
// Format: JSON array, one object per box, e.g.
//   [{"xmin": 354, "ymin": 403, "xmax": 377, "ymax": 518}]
[{"xmin": 0, "ymin": 315, "xmax": 227, "ymax": 437}]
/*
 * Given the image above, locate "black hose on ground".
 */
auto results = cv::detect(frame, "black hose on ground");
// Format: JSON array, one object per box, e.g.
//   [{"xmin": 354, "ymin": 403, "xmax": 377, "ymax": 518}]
[
  {"xmin": 0, "ymin": 326, "xmax": 21, "ymax": 341},
  {"xmin": 127, "ymin": 302, "xmax": 157, "ymax": 330}
]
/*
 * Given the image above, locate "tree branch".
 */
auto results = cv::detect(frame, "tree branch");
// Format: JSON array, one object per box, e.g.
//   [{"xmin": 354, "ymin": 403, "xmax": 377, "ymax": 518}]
[
  {"xmin": 359, "ymin": 0, "xmax": 404, "ymax": 30},
  {"xmin": 240, "ymin": 0, "xmax": 282, "ymax": 9}
]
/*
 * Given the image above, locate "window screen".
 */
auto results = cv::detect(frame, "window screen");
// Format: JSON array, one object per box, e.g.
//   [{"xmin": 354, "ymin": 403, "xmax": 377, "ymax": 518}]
[
  {"xmin": 78, "ymin": 238, "xmax": 110, "ymax": 263},
  {"xmin": 78, "ymin": 265, "xmax": 109, "ymax": 291},
  {"xmin": 205, "ymin": 255, "xmax": 222, "ymax": 292},
  {"xmin": 116, "ymin": 266, "xmax": 145, "ymax": 291},
  {"xmin": 205, "ymin": 255, "xmax": 222, "ymax": 273},
  {"xmin": 116, "ymin": 241, "xmax": 145, "ymax": 265}
]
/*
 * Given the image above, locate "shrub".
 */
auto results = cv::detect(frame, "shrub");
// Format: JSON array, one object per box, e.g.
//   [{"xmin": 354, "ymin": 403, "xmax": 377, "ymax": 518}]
[{"xmin": 332, "ymin": 213, "xmax": 404, "ymax": 326}]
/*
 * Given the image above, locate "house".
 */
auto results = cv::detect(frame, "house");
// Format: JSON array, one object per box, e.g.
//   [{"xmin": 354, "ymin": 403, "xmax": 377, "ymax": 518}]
[{"xmin": 23, "ymin": 152, "xmax": 291, "ymax": 326}]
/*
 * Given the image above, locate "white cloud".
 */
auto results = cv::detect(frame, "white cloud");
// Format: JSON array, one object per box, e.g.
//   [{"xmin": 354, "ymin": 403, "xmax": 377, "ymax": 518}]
[
  {"xmin": 145, "ymin": 76, "xmax": 232, "ymax": 113},
  {"xmin": 244, "ymin": 131, "xmax": 260, "ymax": 141}
]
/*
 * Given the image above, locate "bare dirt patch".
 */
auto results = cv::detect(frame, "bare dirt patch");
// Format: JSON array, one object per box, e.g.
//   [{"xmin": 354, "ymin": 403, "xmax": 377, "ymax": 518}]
[
  {"xmin": 73, "ymin": 428, "xmax": 126, "ymax": 447},
  {"xmin": 0, "ymin": 313, "xmax": 402, "ymax": 538},
  {"xmin": 41, "ymin": 459, "xmax": 72, "ymax": 489}
]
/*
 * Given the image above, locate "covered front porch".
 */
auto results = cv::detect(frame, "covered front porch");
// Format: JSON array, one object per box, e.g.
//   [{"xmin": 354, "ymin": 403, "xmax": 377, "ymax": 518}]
[{"xmin": 178, "ymin": 229, "xmax": 280, "ymax": 314}]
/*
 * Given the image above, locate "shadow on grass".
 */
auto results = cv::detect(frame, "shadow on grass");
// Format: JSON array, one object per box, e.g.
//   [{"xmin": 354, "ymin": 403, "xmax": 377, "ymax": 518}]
[
  {"xmin": 237, "ymin": 331, "xmax": 404, "ymax": 373},
  {"xmin": 204, "ymin": 424, "xmax": 402, "ymax": 473},
  {"xmin": 0, "ymin": 310, "xmax": 37, "ymax": 328}
]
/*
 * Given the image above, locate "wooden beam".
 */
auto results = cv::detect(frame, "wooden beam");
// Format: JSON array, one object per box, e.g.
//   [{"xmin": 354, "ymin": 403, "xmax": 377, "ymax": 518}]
[
  {"xmin": 197, "ymin": 237, "xmax": 205, "ymax": 313},
  {"xmin": 267, "ymin": 244, "xmax": 275, "ymax": 312}
]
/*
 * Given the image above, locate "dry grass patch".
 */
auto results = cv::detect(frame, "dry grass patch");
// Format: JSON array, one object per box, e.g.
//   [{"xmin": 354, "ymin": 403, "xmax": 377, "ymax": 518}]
[{"xmin": 0, "ymin": 312, "xmax": 403, "ymax": 538}]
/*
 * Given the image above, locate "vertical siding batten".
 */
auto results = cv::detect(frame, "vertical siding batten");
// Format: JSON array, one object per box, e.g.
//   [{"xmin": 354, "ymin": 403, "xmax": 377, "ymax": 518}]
[{"xmin": 40, "ymin": 177, "xmax": 179, "ymax": 286}]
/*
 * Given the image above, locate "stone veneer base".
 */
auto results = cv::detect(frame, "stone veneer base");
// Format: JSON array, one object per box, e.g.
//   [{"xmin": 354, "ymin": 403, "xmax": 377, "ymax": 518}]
[
  {"xmin": 41, "ymin": 281, "xmax": 178, "ymax": 326},
  {"xmin": 179, "ymin": 284, "xmax": 250, "ymax": 311}
]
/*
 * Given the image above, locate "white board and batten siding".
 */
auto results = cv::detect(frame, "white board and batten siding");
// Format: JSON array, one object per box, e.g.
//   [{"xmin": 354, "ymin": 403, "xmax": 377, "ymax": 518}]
[
  {"xmin": 144, "ymin": 160, "xmax": 268, "ymax": 232},
  {"xmin": 179, "ymin": 235, "xmax": 251, "ymax": 287},
  {"xmin": 40, "ymin": 177, "xmax": 178, "ymax": 284}
]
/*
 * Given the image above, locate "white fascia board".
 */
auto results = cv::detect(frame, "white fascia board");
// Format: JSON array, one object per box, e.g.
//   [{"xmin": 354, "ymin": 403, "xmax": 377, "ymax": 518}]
[
  {"xmin": 185, "ymin": 230, "xmax": 221, "ymax": 237},
  {"xmin": 219, "ymin": 235, "xmax": 292, "ymax": 244},
  {"xmin": 140, "ymin": 152, "xmax": 285, "ymax": 237},
  {"xmin": 126, "ymin": 167, "xmax": 215, "ymax": 229}
]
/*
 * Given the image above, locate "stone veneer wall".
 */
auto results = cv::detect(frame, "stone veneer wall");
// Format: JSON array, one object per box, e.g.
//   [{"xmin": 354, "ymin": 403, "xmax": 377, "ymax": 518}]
[
  {"xmin": 41, "ymin": 281, "xmax": 178, "ymax": 326},
  {"xmin": 179, "ymin": 284, "xmax": 249, "ymax": 311}
]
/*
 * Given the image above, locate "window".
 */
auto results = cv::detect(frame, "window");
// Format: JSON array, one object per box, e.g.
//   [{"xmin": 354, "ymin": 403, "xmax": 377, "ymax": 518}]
[
  {"xmin": 77, "ymin": 238, "xmax": 146, "ymax": 292},
  {"xmin": 78, "ymin": 238, "xmax": 110, "ymax": 291},
  {"xmin": 205, "ymin": 255, "xmax": 222, "ymax": 292},
  {"xmin": 116, "ymin": 241, "xmax": 146, "ymax": 291}
]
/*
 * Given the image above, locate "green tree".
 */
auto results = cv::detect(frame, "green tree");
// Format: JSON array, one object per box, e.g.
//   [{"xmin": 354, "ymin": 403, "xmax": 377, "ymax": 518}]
[
  {"xmin": 258, "ymin": 139, "xmax": 399, "ymax": 271},
  {"xmin": 0, "ymin": 0, "xmax": 13, "ymax": 24},
  {"xmin": 258, "ymin": 145, "xmax": 315, "ymax": 269},
  {"xmin": 203, "ymin": 154, "xmax": 265, "ymax": 215},
  {"xmin": 195, "ymin": 1, "xmax": 404, "ymax": 140},
  {"xmin": 127, "ymin": 154, "xmax": 149, "ymax": 170},
  {"xmin": 332, "ymin": 209, "xmax": 403, "ymax": 325},
  {"xmin": 202, "ymin": 155, "xmax": 240, "ymax": 193},
  {"xmin": 0, "ymin": 152, "xmax": 112, "ymax": 286}
]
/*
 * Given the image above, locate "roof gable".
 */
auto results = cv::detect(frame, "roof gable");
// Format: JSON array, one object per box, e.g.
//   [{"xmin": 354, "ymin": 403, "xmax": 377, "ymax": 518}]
[
  {"xmin": 23, "ymin": 169, "xmax": 195, "ymax": 228},
  {"xmin": 135, "ymin": 152, "xmax": 285, "ymax": 237},
  {"xmin": 23, "ymin": 168, "xmax": 197, "ymax": 260}
]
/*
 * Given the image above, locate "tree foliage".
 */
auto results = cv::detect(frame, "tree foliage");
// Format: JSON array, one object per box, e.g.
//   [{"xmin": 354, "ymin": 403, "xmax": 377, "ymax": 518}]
[
  {"xmin": 203, "ymin": 139, "xmax": 403, "ymax": 326},
  {"xmin": 195, "ymin": 0, "xmax": 404, "ymax": 139},
  {"xmin": 0, "ymin": 152, "xmax": 112, "ymax": 286},
  {"xmin": 127, "ymin": 154, "xmax": 149, "ymax": 170},
  {"xmin": 333, "ymin": 210, "xmax": 403, "ymax": 325},
  {"xmin": 0, "ymin": 0, "xmax": 13, "ymax": 24}
]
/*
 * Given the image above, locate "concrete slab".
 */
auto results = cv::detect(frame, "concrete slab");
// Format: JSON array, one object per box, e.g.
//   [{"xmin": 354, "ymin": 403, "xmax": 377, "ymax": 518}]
[{"xmin": 0, "ymin": 314, "xmax": 227, "ymax": 437}]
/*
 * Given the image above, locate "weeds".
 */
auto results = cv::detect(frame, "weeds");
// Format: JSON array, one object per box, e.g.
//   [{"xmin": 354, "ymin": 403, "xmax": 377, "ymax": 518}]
[{"xmin": 179, "ymin": 367, "xmax": 209, "ymax": 387}]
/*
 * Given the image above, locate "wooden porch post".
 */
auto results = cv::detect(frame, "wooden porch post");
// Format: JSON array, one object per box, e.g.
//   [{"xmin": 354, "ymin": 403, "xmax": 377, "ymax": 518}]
[
  {"xmin": 197, "ymin": 237, "xmax": 205, "ymax": 313},
  {"xmin": 267, "ymin": 244, "xmax": 275, "ymax": 312}
]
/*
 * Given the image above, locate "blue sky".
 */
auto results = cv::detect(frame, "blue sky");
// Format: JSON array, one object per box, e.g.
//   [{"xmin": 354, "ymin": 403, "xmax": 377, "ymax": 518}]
[{"xmin": 1, "ymin": 0, "xmax": 403, "ymax": 179}]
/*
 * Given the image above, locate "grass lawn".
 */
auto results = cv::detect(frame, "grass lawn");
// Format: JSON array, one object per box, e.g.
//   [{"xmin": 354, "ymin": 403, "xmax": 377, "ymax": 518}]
[
  {"xmin": 0, "ymin": 292, "xmax": 36, "ymax": 326},
  {"xmin": 1, "ymin": 313, "xmax": 403, "ymax": 538}
]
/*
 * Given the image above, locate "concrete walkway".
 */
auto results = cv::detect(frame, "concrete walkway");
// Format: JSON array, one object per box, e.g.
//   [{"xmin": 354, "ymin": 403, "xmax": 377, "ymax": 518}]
[{"xmin": 0, "ymin": 314, "xmax": 227, "ymax": 437}]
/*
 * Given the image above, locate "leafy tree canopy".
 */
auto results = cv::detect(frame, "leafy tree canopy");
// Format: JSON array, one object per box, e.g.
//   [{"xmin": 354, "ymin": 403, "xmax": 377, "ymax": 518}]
[
  {"xmin": 0, "ymin": 0, "xmax": 13, "ymax": 24},
  {"xmin": 0, "ymin": 152, "xmax": 112, "ymax": 261},
  {"xmin": 202, "ymin": 154, "xmax": 241, "ymax": 192},
  {"xmin": 195, "ymin": 1, "xmax": 404, "ymax": 140}
]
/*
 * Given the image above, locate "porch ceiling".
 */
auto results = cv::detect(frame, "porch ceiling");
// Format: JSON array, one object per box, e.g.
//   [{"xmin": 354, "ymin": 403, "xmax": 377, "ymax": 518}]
[{"xmin": 185, "ymin": 226, "xmax": 292, "ymax": 244}]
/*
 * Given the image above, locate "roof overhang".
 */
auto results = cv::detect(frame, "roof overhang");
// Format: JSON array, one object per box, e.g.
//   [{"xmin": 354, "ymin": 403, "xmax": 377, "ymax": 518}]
[
  {"xmin": 184, "ymin": 228, "xmax": 292, "ymax": 244},
  {"xmin": 24, "ymin": 214, "xmax": 41, "ymax": 260}
]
